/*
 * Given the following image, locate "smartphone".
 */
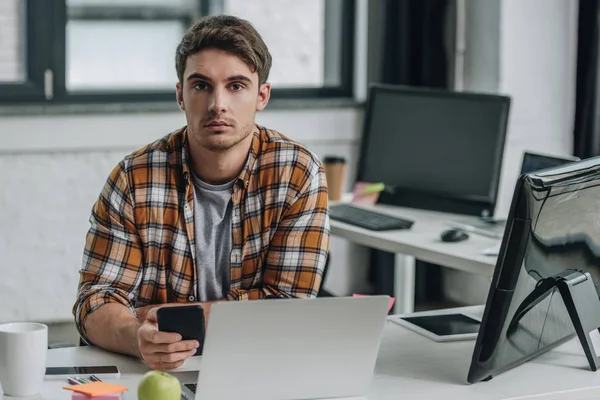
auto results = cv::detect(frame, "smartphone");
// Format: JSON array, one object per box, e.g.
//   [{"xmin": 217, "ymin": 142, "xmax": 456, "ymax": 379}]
[
  {"xmin": 157, "ymin": 305, "xmax": 205, "ymax": 356},
  {"xmin": 45, "ymin": 366, "xmax": 120, "ymax": 379}
]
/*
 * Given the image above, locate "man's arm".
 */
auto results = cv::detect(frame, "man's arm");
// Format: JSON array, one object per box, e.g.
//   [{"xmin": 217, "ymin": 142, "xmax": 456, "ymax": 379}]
[
  {"xmin": 84, "ymin": 304, "xmax": 142, "ymax": 356},
  {"xmin": 73, "ymin": 160, "xmax": 143, "ymax": 348},
  {"xmin": 85, "ymin": 304, "xmax": 198, "ymax": 370},
  {"xmin": 228, "ymin": 158, "xmax": 330, "ymax": 300},
  {"xmin": 74, "ymin": 161, "xmax": 200, "ymax": 370}
]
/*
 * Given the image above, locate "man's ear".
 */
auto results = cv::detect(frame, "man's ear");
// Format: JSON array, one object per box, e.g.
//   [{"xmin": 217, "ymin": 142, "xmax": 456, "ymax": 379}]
[
  {"xmin": 256, "ymin": 83, "xmax": 271, "ymax": 111},
  {"xmin": 176, "ymin": 81, "xmax": 185, "ymax": 111}
]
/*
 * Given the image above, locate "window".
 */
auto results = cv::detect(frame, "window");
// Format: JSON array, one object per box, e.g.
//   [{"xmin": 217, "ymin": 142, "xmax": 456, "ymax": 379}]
[
  {"xmin": 0, "ymin": 0, "xmax": 355, "ymax": 106},
  {"xmin": 0, "ymin": 0, "xmax": 53, "ymax": 102},
  {"xmin": 0, "ymin": 0, "xmax": 25, "ymax": 83}
]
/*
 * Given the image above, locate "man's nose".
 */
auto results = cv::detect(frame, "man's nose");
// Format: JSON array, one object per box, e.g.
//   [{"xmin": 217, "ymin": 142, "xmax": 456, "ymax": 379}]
[{"xmin": 208, "ymin": 88, "xmax": 228, "ymax": 114}]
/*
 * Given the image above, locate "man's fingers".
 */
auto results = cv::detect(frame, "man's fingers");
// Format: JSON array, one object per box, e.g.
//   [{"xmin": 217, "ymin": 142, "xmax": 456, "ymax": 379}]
[
  {"xmin": 144, "ymin": 339, "xmax": 198, "ymax": 355},
  {"xmin": 146, "ymin": 307, "xmax": 160, "ymax": 323},
  {"xmin": 159, "ymin": 348, "xmax": 197, "ymax": 364},
  {"xmin": 145, "ymin": 349, "xmax": 197, "ymax": 370},
  {"xmin": 139, "ymin": 324, "xmax": 181, "ymax": 344},
  {"xmin": 150, "ymin": 330, "xmax": 182, "ymax": 344},
  {"xmin": 162, "ymin": 340, "xmax": 199, "ymax": 354},
  {"xmin": 153, "ymin": 359, "xmax": 185, "ymax": 371}
]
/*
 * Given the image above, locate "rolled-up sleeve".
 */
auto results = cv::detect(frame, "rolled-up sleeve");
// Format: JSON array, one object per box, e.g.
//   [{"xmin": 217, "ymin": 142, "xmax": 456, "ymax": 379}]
[
  {"xmin": 228, "ymin": 157, "xmax": 330, "ymax": 300},
  {"xmin": 73, "ymin": 160, "xmax": 143, "ymax": 341}
]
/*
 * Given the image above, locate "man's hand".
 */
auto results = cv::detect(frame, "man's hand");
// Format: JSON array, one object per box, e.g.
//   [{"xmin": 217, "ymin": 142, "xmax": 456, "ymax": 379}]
[
  {"xmin": 134, "ymin": 304, "xmax": 155, "ymax": 324},
  {"xmin": 136, "ymin": 308, "xmax": 199, "ymax": 370}
]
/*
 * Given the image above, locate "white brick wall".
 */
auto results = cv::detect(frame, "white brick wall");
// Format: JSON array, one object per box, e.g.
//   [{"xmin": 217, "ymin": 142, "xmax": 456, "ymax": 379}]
[
  {"xmin": 0, "ymin": 0, "xmax": 23, "ymax": 82},
  {"xmin": 0, "ymin": 151, "xmax": 127, "ymax": 323}
]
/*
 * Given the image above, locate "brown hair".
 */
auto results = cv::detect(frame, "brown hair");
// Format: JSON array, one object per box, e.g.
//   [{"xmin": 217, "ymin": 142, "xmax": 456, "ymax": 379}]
[{"xmin": 175, "ymin": 15, "xmax": 272, "ymax": 86}]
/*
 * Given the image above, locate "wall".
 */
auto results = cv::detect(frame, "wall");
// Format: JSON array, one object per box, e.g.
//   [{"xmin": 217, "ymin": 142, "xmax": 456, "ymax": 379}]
[
  {"xmin": 444, "ymin": 0, "xmax": 579, "ymax": 305},
  {"xmin": 495, "ymin": 0, "xmax": 578, "ymax": 216}
]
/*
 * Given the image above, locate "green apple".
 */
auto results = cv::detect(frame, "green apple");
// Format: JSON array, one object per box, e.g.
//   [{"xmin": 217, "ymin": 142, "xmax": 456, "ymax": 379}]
[{"xmin": 137, "ymin": 370, "xmax": 181, "ymax": 400}]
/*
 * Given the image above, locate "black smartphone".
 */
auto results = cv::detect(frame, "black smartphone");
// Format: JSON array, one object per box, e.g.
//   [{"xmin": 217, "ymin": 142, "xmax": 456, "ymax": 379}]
[
  {"xmin": 45, "ymin": 366, "xmax": 120, "ymax": 379},
  {"xmin": 157, "ymin": 305, "xmax": 205, "ymax": 356}
]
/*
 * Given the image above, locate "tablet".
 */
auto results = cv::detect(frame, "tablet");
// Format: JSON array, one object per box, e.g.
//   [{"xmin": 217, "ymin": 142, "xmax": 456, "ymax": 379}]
[{"xmin": 389, "ymin": 311, "xmax": 481, "ymax": 342}]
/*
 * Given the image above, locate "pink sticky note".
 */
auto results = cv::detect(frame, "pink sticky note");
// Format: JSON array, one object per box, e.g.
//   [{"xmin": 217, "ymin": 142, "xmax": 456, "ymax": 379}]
[
  {"xmin": 353, "ymin": 294, "xmax": 395, "ymax": 312},
  {"xmin": 72, "ymin": 393, "xmax": 122, "ymax": 400},
  {"xmin": 351, "ymin": 182, "xmax": 381, "ymax": 205}
]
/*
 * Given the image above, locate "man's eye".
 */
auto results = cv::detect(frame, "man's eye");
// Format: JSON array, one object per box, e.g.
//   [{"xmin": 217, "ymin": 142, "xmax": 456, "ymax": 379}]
[
  {"xmin": 194, "ymin": 82, "xmax": 208, "ymax": 91},
  {"xmin": 231, "ymin": 83, "xmax": 244, "ymax": 91}
]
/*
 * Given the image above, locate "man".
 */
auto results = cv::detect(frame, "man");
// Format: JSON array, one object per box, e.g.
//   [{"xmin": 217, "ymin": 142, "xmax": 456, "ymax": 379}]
[{"xmin": 73, "ymin": 15, "xmax": 330, "ymax": 371}]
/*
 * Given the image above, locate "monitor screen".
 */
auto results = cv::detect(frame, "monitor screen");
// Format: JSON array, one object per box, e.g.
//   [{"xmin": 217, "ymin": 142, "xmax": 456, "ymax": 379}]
[
  {"xmin": 520, "ymin": 151, "xmax": 579, "ymax": 175},
  {"xmin": 468, "ymin": 156, "xmax": 600, "ymax": 383},
  {"xmin": 357, "ymin": 84, "xmax": 510, "ymax": 216}
]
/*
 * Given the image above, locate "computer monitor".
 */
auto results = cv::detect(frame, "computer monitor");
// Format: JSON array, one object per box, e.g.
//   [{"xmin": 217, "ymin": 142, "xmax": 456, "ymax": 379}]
[
  {"xmin": 357, "ymin": 84, "xmax": 510, "ymax": 217},
  {"xmin": 468, "ymin": 156, "xmax": 600, "ymax": 383},
  {"xmin": 520, "ymin": 151, "xmax": 580, "ymax": 175}
]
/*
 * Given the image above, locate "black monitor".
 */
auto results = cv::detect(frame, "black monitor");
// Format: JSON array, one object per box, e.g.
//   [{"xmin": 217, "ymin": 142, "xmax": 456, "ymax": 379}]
[
  {"xmin": 520, "ymin": 151, "xmax": 580, "ymax": 175},
  {"xmin": 357, "ymin": 84, "xmax": 510, "ymax": 217},
  {"xmin": 468, "ymin": 156, "xmax": 600, "ymax": 383}
]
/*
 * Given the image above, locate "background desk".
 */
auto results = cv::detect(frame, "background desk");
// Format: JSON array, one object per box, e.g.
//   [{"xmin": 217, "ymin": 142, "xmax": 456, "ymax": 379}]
[
  {"xmin": 330, "ymin": 203, "xmax": 500, "ymax": 313},
  {"xmin": 13, "ymin": 306, "xmax": 600, "ymax": 400}
]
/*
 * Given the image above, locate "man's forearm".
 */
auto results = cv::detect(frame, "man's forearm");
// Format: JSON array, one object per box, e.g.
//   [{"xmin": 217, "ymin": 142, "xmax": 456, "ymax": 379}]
[{"xmin": 83, "ymin": 303, "xmax": 141, "ymax": 357}]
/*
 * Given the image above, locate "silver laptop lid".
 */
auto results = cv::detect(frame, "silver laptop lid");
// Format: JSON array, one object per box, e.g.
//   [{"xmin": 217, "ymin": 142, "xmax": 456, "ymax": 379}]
[{"xmin": 195, "ymin": 296, "xmax": 390, "ymax": 400}]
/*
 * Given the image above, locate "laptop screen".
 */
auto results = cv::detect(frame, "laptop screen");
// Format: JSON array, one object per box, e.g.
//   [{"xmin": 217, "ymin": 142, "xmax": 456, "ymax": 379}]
[{"xmin": 520, "ymin": 151, "xmax": 579, "ymax": 175}]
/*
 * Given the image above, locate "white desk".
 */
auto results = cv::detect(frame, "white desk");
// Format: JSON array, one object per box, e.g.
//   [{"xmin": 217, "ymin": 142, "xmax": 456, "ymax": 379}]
[
  {"xmin": 330, "ymin": 203, "xmax": 500, "ymax": 313},
  {"xmin": 10, "ymin": 306, "xmax": 600, "ymax": 400}
]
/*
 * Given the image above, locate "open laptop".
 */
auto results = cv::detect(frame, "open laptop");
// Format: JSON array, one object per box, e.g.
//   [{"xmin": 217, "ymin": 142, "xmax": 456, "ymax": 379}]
[
  {"xmin": 519, "ymin": 150, "xmax": 579, "ymax": 175},
  {"xmin": 177, "ymin": 296, "xmax": 390, "ymax": 400}
]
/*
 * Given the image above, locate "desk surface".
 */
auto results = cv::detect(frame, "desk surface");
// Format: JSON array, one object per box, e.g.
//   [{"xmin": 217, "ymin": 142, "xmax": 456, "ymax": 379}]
[
  {"xmin": 330, "ymin": 203, "xmax": 499, "ymax": 276},
  {"xmin": 10, "ymin": 306, "xmax": 600, "ymax": 400}
]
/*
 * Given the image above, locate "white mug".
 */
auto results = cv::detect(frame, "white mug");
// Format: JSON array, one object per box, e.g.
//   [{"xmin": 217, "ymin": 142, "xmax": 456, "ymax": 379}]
[{"xmin": 0, "ymin": 322, "xmax": 48, "ymax": 397}]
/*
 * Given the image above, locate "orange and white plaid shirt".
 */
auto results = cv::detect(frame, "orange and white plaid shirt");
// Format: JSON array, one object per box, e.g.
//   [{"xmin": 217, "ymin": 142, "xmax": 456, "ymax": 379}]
[{"xmin": 73, "ymin": 125, "xmax": 330, "ymax": 339}]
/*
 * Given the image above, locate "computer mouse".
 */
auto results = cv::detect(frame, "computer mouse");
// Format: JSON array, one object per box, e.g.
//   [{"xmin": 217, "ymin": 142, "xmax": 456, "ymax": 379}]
[{"xmin": 440, "ymin": 229, "xmax": 469, "ymax": 243}]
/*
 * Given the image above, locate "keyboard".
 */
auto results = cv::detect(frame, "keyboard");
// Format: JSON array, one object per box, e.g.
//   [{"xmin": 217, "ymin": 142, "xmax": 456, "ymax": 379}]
[
  {"xmin": 329, "ymin": 204, "xmax": 414, "ymax": 231},
  {"xmin": 184, "ymin": 383, "xmax": 197, "ymax": 393},
  {"xmin": 181, "ymin": 383, "xmax": 197, "ymax": 400}
]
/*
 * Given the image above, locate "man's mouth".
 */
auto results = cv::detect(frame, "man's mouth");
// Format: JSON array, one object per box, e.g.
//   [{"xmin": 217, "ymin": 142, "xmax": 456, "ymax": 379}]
[{"xmin": 205, "ymin": 120, "xmax": 231, "ymax": 128}]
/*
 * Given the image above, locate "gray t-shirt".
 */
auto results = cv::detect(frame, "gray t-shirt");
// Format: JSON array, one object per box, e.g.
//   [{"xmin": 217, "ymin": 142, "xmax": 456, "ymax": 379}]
[{"xmin": 191, "ymin": 172, "xmax": 234, "ymax": 301}]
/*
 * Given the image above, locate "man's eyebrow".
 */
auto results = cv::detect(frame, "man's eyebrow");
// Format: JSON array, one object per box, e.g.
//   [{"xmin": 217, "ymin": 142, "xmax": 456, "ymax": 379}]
[
  {"xmin": 186, "ymin": 73, "xmax": 212, "ymax": 82},
  {"xmin": 185, "ymin": 73, "xmax": 253, "ymax": 84},
  {"xmin": 227, "ymin": 75, "xmax": 252, "ymax": 83}
]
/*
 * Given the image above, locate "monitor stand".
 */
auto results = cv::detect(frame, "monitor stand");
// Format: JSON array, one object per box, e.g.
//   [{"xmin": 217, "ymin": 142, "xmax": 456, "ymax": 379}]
[{"xmin": 508, "ymin": 269, "xmax": 600, "ymax": 371}]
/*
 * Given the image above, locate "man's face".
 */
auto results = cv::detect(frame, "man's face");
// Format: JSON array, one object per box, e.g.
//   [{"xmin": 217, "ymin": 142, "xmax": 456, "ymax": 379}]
[{"xmin": 176, "ymin": 48, "xmax": 271, "ymax": 152}]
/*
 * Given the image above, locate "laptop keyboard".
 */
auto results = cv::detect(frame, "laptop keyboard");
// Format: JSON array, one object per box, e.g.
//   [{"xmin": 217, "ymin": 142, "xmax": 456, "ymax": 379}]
[
  {"xmin": 185, "ymin": 383, "xmax": 197, "ymax": 393},
  {"xmin": 181, "ymin": 383, "xmax": 197, "ymax": 400}
]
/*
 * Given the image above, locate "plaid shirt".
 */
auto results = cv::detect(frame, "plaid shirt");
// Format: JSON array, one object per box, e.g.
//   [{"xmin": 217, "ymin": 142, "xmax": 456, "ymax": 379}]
[{"xmin": 73, "ymin": 125, "xmax": 330, "ymax": 339}]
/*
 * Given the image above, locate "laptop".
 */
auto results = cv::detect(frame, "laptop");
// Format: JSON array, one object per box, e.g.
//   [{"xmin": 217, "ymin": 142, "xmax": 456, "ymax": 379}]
[
  {"xmin": 520, "ymin": 150, "xmax": 579, "ymax": 175},
  {"xmin": 177, "ymin": 296, "xmax": 390, "ymax": 400}
]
